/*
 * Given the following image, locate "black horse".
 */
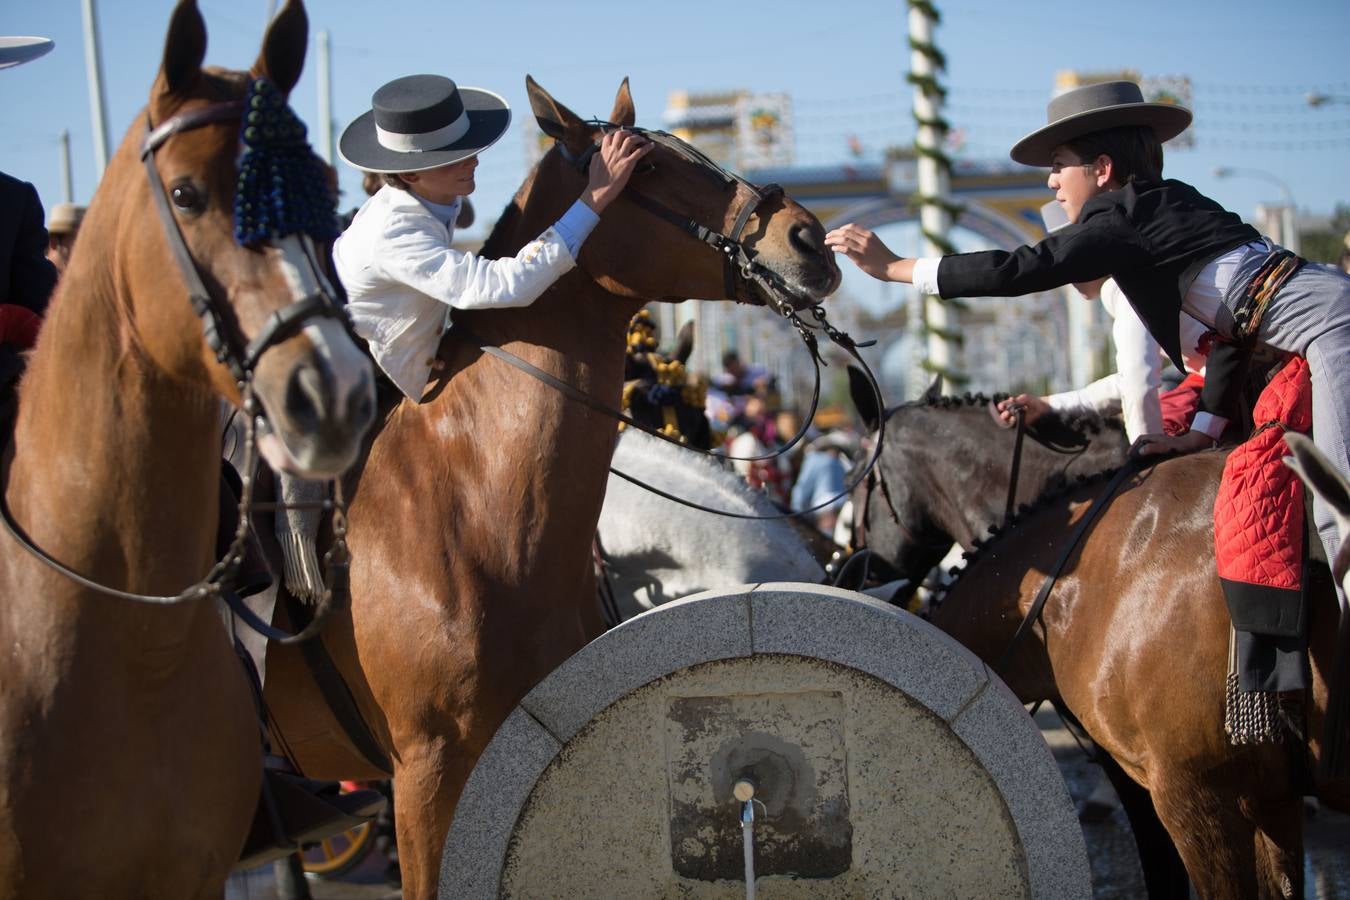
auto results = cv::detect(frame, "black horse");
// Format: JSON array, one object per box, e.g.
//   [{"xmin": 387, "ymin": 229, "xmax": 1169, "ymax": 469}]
[{"xmin": 844, "ymin": 366, "xmax": 1129, "ymax": 599}]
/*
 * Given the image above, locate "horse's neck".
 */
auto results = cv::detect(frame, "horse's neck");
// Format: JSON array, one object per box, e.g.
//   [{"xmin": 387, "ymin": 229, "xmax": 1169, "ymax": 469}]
[
  {"xmin": 8, "ymin": 179, "xmax": 222, "ymax": 641},
  {"xmin": 913, "ymin": 406, "xmax": 1122, "ymax": 547},
  {"xmin": 409, "ymin": 274, "xmax": 640, "ymax": 585}
]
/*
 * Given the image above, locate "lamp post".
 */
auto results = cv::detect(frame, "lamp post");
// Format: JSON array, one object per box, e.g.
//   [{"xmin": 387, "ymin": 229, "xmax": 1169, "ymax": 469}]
[{"xmin": 1213, "ymin": 166, "xmax": 1300, "ymax": 255}]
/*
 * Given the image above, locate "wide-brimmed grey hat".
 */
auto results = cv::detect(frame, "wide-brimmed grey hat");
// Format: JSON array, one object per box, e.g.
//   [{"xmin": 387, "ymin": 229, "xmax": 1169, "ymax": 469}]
[
  {"xmin": 1010, "ymin": 80, "xmax": 1192, "ymax": 167},
  {"xmin": 339, "ymin": 74, "xmax": 510, "ymax": 174},
  {"xmin": 0, "ymin": 36, "xmax": 54, "ymax": 70}
]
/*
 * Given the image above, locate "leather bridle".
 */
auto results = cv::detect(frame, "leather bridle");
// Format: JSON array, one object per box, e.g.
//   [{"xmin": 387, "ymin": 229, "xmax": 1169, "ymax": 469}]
[
  {"xmin": 558, "ymin": 122, "xmax": 787, "ymax": 307},
  {"xmin": 457, "ymin": 122, "xmax": 887, "ymax": 521},
  {"xmin": 0, "ymin": 92, "xmax": 352, "ymax": 642},
  {"xmin": 140, "ymin": 99, "xmax": 348, "ymax": 385}
]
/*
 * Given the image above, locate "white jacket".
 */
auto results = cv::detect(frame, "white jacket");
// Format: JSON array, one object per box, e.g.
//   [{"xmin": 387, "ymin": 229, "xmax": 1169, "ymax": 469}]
[{"xmin": 334, "ymin": 186, "xmax": 577, "ymax": 400}]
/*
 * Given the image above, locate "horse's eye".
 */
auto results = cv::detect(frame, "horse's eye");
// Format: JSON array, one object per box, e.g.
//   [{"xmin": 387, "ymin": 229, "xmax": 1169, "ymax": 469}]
[{"xmin": 169, "ymin": 180, "xmax": 205, "ymax": 215}]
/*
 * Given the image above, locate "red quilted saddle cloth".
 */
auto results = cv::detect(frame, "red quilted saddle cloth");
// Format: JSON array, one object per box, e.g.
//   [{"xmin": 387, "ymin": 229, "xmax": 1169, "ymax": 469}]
[{"xmin": 1214, "ymin": 356, "xmax": 1312, "ymax": 591}]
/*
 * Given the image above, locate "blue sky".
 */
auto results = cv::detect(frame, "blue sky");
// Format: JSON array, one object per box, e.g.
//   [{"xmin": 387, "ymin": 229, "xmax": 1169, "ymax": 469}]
[{"xmin": 3, "ymin": 0, "xmax": 1348, "ymax": 242}]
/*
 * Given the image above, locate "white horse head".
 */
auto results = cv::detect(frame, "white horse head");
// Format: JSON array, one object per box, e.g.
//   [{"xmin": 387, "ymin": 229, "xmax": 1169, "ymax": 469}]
[{"xmin": 599, "ymin": 429, "xmax": 826, "ymax": 619}]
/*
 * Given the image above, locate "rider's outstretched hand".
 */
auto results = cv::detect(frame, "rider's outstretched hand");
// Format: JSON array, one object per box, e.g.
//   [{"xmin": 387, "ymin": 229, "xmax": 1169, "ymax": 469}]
[
  {"xmin": 582, "ymin": 130, "xmax": 653, "ymax": 214},
  {"xmin": 825, "ymin": 223, "xmax": 907, "ymax": 282}
]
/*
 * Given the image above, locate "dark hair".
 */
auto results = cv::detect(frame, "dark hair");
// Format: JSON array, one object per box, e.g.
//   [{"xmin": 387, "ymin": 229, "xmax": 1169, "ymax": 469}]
[
  {"xmin": 1065, "ymin": 125, "xmax": 1164, "ymax": 186},
  {"xmin": 382, "ymin": 172, "xmax": 412, "ymax": 192}
]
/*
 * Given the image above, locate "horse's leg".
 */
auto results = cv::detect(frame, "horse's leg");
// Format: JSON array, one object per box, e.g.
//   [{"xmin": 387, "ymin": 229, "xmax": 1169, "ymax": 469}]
[
  {"xmin": 1149, "ymin": 771, "xmax": 1258, "ymax": 900},
  {"xmin": 390, "ymin": 742, "xmax": 478, "ymax": 900},
  {"xmin": 1249, "ymin": 794, "xmax": 1304, "ymax": 900},
  {"xmin": 1098, "ymin": 754, "xmax": 1190, "ymax": 899}
]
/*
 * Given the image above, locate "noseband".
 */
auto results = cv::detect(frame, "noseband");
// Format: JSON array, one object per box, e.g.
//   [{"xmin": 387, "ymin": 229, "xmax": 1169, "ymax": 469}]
[
  {"xmin": 558, "ymin": 123, "xmax": 786, "ymax": 306},
  {"xmin": 140, "ymin": 79, "xmax": 348, "ymax": 385}
]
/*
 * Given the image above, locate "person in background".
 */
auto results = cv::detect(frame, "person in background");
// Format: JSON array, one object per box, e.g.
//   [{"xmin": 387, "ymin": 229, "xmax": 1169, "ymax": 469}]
[
  {"xmin": 0, "ymin": 37, "xmax": 58, "ymax": 319},
  {"xmin": 791, "ymin": 430, "xmax": 855, "ymax": 536},
  {"xmin": 44, "ymin": 202, "xmax": 86, "ymax": 278}
]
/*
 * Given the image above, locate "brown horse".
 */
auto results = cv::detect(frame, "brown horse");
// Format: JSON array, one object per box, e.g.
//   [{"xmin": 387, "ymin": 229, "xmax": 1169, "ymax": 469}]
[
  {"xmin": 0, "ymin": 2, "xmax": 374, "ymax": 897},
  {"xmin": 927, "ymin": 453, "xmax": 1349, "ymax": 898},
  {"xmin": 261, "ymin": 78, "xmax": 840, "ymax": 896}
]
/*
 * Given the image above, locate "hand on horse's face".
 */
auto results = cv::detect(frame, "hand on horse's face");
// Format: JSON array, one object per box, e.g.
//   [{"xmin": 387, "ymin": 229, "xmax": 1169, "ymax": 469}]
[
  {"xmin": 824, "ymin": 224, "xmax": 906, "ymax": 283},
  {"xmin": 582, "ymin": 129, "xmax": 653, "ymax": 214}
]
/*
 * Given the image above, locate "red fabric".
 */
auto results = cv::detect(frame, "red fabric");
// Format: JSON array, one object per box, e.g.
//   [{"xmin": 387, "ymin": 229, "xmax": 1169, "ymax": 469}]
[
  {"xmin": 1160, "ymin": 372, "xmax": 1205, "ymax": 436},
  {"xmin": 0, "ymin": 304, "xmax": 40, "ymax": 350},
  {"xmin": 1213, "ymin": 357, "xmax": 1312, "ymax": 590}
]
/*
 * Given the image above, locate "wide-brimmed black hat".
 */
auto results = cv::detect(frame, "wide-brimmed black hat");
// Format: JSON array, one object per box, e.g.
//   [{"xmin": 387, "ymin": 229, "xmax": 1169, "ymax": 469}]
[
  {"xmin": 1010, "ymin": 80, "xmax": 1192, "ymax": 167},
  {"xmin": 0, "ymin": 36, "xmax": 54, "ymax": 70},
  {"xmin": 338, "ymin": 74, "xmax": 510, "ymax": 174}
]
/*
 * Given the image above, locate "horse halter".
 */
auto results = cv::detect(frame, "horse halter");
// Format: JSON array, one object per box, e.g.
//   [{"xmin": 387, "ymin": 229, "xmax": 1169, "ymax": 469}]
[
  {"xmin": 139, "ymin": 79, "xmax": 348, "ymax": 385},
  {"xmin": 557, "ymin": 123, "xmax": 786, "ymax": 306}
]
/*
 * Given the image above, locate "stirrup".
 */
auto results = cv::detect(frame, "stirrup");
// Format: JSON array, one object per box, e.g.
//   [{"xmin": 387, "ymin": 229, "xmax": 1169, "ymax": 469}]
[{"xmin": 235, "ymin": 770, "xmax": 386, "ymax": 871}]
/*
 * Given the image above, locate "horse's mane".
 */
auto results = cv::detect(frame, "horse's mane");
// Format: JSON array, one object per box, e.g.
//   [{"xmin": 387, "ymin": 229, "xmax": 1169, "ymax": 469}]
[
  {"xmin": 929, "ymin": 464, "xmax": 1125, "ymax": 611},
  {"xmin": 903, "ymin": 391, "xmax": 1123, "ymax": 440}
]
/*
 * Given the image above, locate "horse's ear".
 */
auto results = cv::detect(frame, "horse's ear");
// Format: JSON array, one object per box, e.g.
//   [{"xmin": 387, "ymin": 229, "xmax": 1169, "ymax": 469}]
[
  {"xmin": 158, "ymin": 0, "xmax": 207, "ymax": 96},
  {"xmin": 527, "ymin": 75, "xmax": 589, "ymax": 148},
  {"xmin": 609, "ymin": 77, "xmax": 635, "ymax": 128},
  {"xmin": 922, "ymin": 373, "xmax": 943, "ymax": 403},
  {"xmin": 848, "ymin": 365, "xmax": 882, "ymax": 433},
  {"xmin": 254, "ymin": 0, "xmax": 308, "ymax": 96},
  {"xmin": 673, "ymin": 320, "xmax": 695, "ymax": 365}
]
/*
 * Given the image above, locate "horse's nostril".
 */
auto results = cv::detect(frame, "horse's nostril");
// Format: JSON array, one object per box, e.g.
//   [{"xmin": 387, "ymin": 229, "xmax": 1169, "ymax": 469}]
[
  {"xmin": 348, "ymin": 375, "xmax": 375, "ymax": 430},
  {"xmin": 789, "ymin": 223, "xmax": 822, "ymax": 255},
  {"xmin": 285, "ymin": 363, "xmax": 329, "ymax": 434}
]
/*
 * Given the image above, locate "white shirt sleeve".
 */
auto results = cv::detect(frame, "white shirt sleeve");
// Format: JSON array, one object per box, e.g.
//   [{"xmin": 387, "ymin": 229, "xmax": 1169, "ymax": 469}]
[
  {"xmin": 378, "ymin": 211, "xmax": 576, "ymax": 311},
  {"xmin": 1101, "ymin": 280, "xmax": 1164, "ymax": 441},
  {"xmin": 1046, "ymin": 375, "xmax": 1123, "ymax": 418},
  {"xmin": 911, "ymin": 257, "xmax": 942, "ymax": 295}
]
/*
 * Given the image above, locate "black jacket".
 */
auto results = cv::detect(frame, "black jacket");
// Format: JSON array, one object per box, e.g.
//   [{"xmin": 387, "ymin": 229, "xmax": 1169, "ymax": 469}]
[
  {"xmin": 937, "ymin": 179, "xmax": 1261, "ymax": 420},
  {"xmin": 0, "ymin": 171, "xmax": 57, "ymax": 317}
]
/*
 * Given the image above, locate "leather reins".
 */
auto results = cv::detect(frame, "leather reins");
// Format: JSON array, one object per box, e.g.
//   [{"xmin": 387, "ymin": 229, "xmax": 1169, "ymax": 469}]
[
  {"xmin": 0, "ymin": 97, "xmax": 351, "ymax": 643},
  {"xmin": 456, "ymin": 124, "xmax": 889, "ymax": 521}
]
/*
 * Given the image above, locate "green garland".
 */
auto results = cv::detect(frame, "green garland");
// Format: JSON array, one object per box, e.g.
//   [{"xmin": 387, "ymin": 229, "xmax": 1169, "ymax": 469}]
[{"xmin": 907, "ymin": 0, "xmax": 965, "ymax": 385}]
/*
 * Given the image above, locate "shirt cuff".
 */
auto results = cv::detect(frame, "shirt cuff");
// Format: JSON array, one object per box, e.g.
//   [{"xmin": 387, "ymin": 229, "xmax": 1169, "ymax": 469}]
[
  {"xmin": 1190, "ymin": 411, "xmax": 1227, "ymax": 440},
  {"xmin": 911, "ymin": 257, "xmax": 942, "ymax": 295},
  {"xmin": 552, "ymin": 199, "xmax": 601, "ymax": 259}
]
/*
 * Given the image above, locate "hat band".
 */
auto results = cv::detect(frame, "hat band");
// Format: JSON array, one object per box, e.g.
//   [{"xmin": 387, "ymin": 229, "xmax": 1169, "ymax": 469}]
[{"xmin": 375, "ymin": 109, "xmax": 470, "ymax": 153}]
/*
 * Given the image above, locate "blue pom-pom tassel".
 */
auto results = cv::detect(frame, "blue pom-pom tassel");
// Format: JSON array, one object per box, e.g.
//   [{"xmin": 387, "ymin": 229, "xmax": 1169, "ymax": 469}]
[{"xmin": 233, "ymin": 77, "xmax": 338, "ymax": 246}]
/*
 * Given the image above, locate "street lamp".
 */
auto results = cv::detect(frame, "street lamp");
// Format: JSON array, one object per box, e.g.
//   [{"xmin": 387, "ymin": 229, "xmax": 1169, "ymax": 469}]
[{"xmin": 1213, "ymin": 166, "xmax": 1300, "ymax": 255}]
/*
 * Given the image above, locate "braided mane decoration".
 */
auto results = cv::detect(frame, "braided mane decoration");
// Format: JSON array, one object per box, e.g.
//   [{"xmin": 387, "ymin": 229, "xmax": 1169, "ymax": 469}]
[
  {"xmin": 233, "ymin": 77, "xmax": 339, "ymax": 245},
  {"xmin": 916, "ymin": 390, "xmax": 1121, "ymax": 439},
  {"xmin": 926, "ymin": 465, "xmax": 1123, "ymax": 615}
]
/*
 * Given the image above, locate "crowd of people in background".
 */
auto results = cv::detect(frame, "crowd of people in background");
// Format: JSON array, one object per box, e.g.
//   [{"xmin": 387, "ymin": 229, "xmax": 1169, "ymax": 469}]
[{"xmin": 707, "ymin": 350, "xmax": 859, "ymax": 540}]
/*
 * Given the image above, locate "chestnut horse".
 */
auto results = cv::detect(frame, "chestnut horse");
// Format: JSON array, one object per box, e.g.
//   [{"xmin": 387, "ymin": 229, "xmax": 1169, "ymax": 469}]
[
  {"xmin": 0, "ymin": 2, "xmax": 373, "ymax": 897},
  {"xmin": 261, "ymin": 78, "xmax": 839, "ymax": 896},
  {"xmin": 921, "ymin": 454, "xmax": 1349, "ymax": 897}
]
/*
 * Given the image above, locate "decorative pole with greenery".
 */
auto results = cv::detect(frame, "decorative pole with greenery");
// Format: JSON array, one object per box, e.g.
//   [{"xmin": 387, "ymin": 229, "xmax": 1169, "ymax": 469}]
[{"xmin": 907, "ymin": 0, "xmax": 966, "ymax": 386}]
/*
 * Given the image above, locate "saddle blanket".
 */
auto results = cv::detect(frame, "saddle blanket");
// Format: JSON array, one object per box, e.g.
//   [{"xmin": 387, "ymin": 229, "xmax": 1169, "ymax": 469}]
[{"xmin": 1213, "ymin": 356, "xmax": 1311, "ymax": 689}]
